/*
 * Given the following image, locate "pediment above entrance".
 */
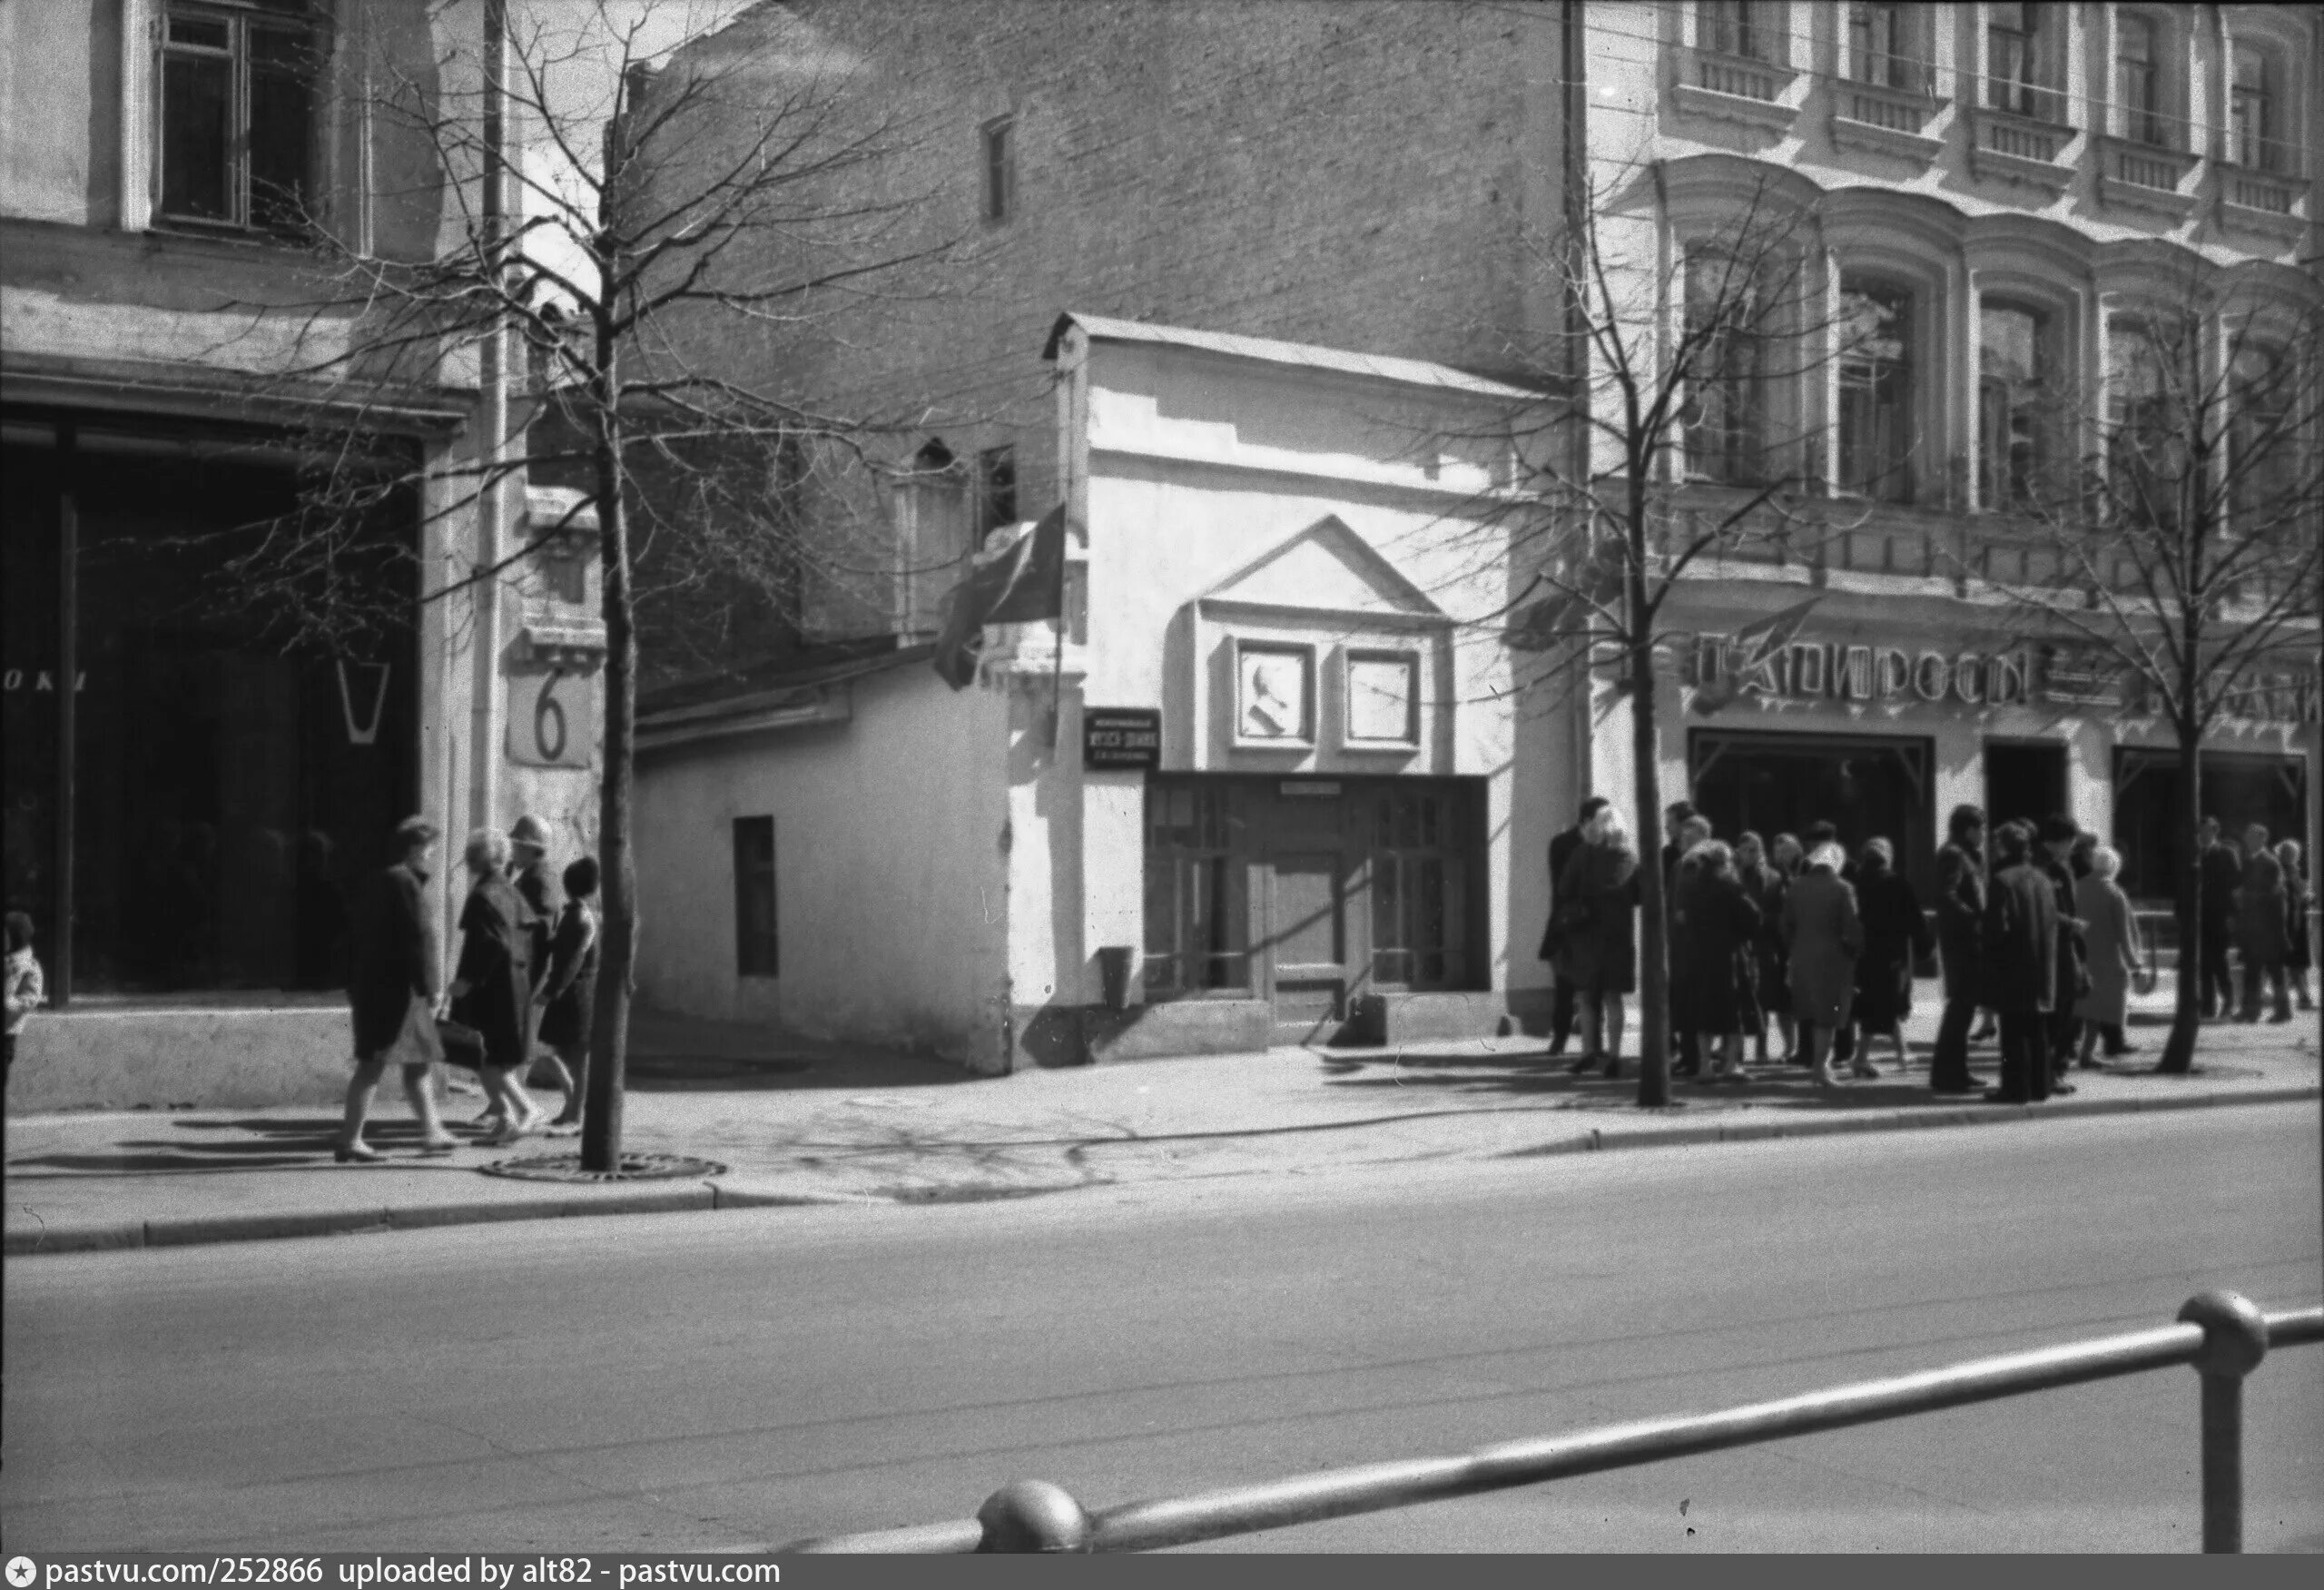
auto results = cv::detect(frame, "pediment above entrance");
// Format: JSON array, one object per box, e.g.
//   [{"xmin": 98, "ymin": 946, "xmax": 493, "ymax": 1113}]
[{"xmin": 1196, "ymin": 516, "xmax": 1447, "ymax": 627}]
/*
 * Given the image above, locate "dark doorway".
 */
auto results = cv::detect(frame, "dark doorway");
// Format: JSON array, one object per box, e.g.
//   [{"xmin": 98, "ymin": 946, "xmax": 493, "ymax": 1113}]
[
  {"xmin": 1689, "ymin": 731, "xmax": 1936, "ymax": 894},
  {"xmin": 2112, "ymin": 748, "xmax": 2311, "ymax": 904},
  {"xmin": 1984, "ymin": 740, "xmax": 2068, "ymax": 835}
]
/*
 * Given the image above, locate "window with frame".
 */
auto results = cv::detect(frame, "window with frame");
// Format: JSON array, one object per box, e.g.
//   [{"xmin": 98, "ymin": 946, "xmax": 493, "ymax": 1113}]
[
  {"xmin": 1683, "ymin": 253, "xmax": 1771, "ymax": 486},
  {"xmin": 2226, "ymin": 339, "xmax": 2293, "ymax": 530},
  {"xmin": 733, "ymin": 816, "xmax": 778, "ymax": 978},
  {"xmin": 1368, "ymin": 792, "xmax": 1466, "ymax": 989},
  {"xmin": 2229, "ymin": 42, "xmax": 2281, "ymax": 172},
  {"xmin": 980, "ymin": 115, "xmax": 1016, "ymax": 223},
  {"xmin": 2107, "ymin": 318, "xmax": 2189, "ymax": 534},
  {"xmin": 1700, "ymin": 1, "xmax": 1777, "ymax": 62},
  {"xmin": 1978, "ymin": 300, "xmax": 2054, "ymax": 513},
  {"xmin": 2114, "ymin": 14, "xmax": 2166, "ymax": 147},
  {"xmin": 1847, "ymin": 2, "xmax": 1922, "ymax": 90},
  {"xmin": 1837, "ymin": 279, "xmax": 1914, "ymax": 503},
  {"xmin": 159, "ymin": 1, "xmax": 323, "ymax": 233},
  {"xmin": 1143, "ymin": 784, "xmax": 1248, "ymax": 996},
  {"xmin": 1985, "ymin": 2, "xmax": 2059, "ymax": 119}
]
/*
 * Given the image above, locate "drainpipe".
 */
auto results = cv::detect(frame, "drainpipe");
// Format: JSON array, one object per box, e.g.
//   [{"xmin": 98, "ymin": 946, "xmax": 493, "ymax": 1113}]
[{"xmin": 469, "ymin": 0, "xmax": 508, "ymax": 834}]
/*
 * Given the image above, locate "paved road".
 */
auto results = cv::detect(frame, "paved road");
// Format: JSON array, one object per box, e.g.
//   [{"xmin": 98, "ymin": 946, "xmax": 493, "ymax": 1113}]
[{"xmin": 4, "ymin": 1105, "xmax": 2319, "ymax": 1554}]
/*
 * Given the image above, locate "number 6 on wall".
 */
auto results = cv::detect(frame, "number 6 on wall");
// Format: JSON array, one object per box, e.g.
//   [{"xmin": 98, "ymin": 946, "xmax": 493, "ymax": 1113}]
[{"xmin": 508, "ymin": 667, "xmax": 595, "ymax": 769}]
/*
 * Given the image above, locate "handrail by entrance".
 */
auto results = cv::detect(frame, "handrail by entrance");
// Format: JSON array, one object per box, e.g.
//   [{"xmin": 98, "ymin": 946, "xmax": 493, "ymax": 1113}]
[{"xmin": 780, "ymin": 1293, "xmax": 2321, "ymax": 1555}]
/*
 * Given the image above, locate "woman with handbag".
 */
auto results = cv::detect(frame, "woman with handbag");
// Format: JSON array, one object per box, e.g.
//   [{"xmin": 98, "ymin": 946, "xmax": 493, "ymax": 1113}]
[
  {"xmin": 448, "ymin": 826, "xmax": 546, "ymax": 1146},
  {"xmin": 335, "ymin": 817, "xmax": 458, "ymax": 1162}
]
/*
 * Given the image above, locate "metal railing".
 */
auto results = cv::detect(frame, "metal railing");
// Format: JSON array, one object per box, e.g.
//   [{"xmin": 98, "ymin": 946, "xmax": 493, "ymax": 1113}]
[{"xmin": 782, "ymin": 1293, "xmax": 2321, "ymax": 1554}]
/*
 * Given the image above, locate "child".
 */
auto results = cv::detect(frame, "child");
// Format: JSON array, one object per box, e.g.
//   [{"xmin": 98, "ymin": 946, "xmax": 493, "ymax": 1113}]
[
  {"xmin": 5, "ymin": 911, "xmax": 46, "ymax": 1079},
  {"xmin": 534, "ymin": 856, "xmax": 601, "ymax": 1131}
]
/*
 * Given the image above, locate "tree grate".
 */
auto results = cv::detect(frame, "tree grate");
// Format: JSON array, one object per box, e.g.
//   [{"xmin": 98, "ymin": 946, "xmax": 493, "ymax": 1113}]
[{"xmin": 480, "ymin": 1151, "xmax": 728, "ymax": 1183}]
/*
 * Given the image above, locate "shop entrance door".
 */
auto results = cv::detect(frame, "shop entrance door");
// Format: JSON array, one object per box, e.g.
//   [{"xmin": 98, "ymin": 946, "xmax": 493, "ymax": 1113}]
[
  {"xmin": 1260, "ymin": 848, "xmax": 1351, "ymax": 1042},
  {"xmin": 1985, "ymin": 741, "xmax": 2068, "ymax": 835}
]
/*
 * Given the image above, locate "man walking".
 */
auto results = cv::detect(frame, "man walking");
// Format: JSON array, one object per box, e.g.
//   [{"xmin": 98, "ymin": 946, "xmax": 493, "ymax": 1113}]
[
  {"xmin": 2197, "ymin": 816, "xmax": 2242, "ymax": 1018},
  {"xmin": 1541, "ymin": 795, "xmax": 1608, "ymax": 1057},
  {"xmin": 1930, "ymin": 804, "xmax": 1987, "ymax": 1094},
  {"xmin": 1984, "ymin": 822, "xmax": 2060, "ymax": 1105}
]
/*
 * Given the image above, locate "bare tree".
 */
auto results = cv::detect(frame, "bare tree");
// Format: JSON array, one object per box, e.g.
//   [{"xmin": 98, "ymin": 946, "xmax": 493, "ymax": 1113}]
[
  {"xmin": 1970, "ymin": 263, "xmax": 2324, "ymax": 1075},
  {"xmin": 221, "ymin": 1, "xmax": 969, "ymax": 1169}
]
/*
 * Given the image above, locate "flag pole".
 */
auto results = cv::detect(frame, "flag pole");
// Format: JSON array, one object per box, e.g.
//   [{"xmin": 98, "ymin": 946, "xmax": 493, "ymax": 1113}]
[{"xmin": 1046, "ymin": 514, "xmax": 1069, "ymax": 750}]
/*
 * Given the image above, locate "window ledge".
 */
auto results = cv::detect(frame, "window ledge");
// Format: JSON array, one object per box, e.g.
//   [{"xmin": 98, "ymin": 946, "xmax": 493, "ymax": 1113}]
[
  {"xmin": 1966, "ymin": 107, "xmax": 2080, "ymax": 192},
  {"xmin": 2094, "ymin": 136, "xmax": 2201, "ymax": 219},
  {"xmin": 1828, "ymin": 83, "xmax": 1949, "ymax": 164},
  {"xmin": 1669, "ymin": 48, "xmax": 1803, "ymax": 134},
  {"xmin": 2215, "ymin": 163, "xmax": 2308, "ymax": 241}
]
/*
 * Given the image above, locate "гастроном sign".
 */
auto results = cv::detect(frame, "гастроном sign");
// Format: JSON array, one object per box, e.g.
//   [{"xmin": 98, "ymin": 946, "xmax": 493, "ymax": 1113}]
[{"xmin": 1083, "ymin": 706, "xmax": 1162, "ymax": 770}]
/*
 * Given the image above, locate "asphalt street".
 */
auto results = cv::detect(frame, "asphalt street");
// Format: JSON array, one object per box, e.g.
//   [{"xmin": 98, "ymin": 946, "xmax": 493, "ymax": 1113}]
[{"xmin": 4, "ymin": 1103, "xmax": 2319, "ymax": 1554}]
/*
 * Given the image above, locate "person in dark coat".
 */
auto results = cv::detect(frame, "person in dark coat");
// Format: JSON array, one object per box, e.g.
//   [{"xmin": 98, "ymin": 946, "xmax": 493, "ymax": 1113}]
[
  {"xmin": 1540, "ymin": 795, "xmax": 1609, "ymax": 1056},
  {"xmin": 1556, "ymin": 804, "xmax": 1641, "ymax": 1078},
  {"xmin": 2279, "ymin": 839, "xmax": 2314, "ymax": 1012},
  {"xmin": 1735, "ymin": 832, "xmax": 1790, "ymax": 1063},
  {"xmin": 1782, "ymin": 842, "xmax": 1863, "ymax": 1086},
  {"xmin": 508, "ymin": 814, "xmax": 563, "ymax": 990},
  {"xmin": 1852, "ymin": 838, "xmax": 1932, "ymax": 1074},
  {"xmin": 1672, "ymin": 840, "xmax": 1762, "ymax": 1081},
  {"xmin": 2037, "ymin": 816, "xmax": 2090, "ymax": 1091},
  {"xmin": 450, "ymin": 826, "xmax": 544, "ymax": 1145},
  {"xmin": 336, "ymin": 817, "xmax": 455, "ymax": 1162},
  {"xmin": 2234, "ymin": 824, "xmax": 2292, "ymax": 1022},
  {"xmin": 1983, "ymin": 822, "xmax": 2060, "ymax": 1104},
  {"xmin": 1668, "ymin": 815, "xmax": 1714, "ymax": 1076},
  {"xmin": 2196, "ymin": 816, "xmax": 2243, "ymax": 1018},
  {"xmin": 1930, "ymin": 804, "xmax": 1987, "ymax": 1094},
  {"xmin": 536, "ymin": 854, "xmax": 602, "ymax": 1130}
]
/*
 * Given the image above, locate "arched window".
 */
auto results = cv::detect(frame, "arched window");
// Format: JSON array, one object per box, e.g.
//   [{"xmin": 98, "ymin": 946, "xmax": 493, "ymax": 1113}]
[{"xmin": 1837, "ymin": 278, "xmax": 1915, "ymax": 502}]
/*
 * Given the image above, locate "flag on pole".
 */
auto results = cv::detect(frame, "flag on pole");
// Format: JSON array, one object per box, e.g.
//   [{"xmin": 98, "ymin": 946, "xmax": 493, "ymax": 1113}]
[
  {"xmin": 1729, "ymin": 594, "xmax": 1822, "ymax": 668},
  {"xmin": 931, "ymin": 503, "xmax": 1068, "ymax": 691}
]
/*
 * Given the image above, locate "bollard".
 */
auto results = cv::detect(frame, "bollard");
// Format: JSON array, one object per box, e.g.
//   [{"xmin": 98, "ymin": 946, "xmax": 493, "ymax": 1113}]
[
  {"xmin": 976, "ymin": 1480, "xmax": 1092, "ymax": 1552},
  {"xmin": 2177, "ymin": 1290, "xmax": 2270, "ymax": 1554}
]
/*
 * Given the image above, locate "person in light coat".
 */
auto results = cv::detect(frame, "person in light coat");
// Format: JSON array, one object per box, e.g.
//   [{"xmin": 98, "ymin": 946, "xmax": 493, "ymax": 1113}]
[
  {"xmin": 2073, "ymin": 846, "xmax": 2143, "ymax": 1067},
  {"xmin": 1781, "ymin": 843, "xmax": 1863, "ymax": 1088}
]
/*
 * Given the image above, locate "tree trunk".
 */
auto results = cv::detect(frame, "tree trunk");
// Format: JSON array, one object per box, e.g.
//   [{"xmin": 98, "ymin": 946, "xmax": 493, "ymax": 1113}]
[
  {"xmin": 2159, "ymin": 704, "xmax": 2203, "ymax": 1074},
  {"xmin": 582, "ymin": 386, "xmax": 636, "ymax": 1171},
  {"xmin": 1627, "ymin": 499, "xmax": 1669, "ymax": 1108}
]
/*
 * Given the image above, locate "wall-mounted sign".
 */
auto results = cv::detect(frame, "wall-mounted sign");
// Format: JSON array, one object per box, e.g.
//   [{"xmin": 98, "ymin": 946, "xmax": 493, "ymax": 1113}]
[
  {"xmin": 507, "ymin": 668, "xmax": 596, "ymax": 770},
  {"xmin": 1685, "ymin": 633, "xmax": 2036, "ymax": 710},
  {"xmin": 1083, "ymin": 706, "xmax": 1161, "ymax": 771}
]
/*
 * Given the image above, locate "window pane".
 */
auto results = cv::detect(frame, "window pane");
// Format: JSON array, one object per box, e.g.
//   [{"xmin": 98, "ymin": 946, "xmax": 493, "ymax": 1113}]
[
  {"xmin": 162, "ymin": 52, "xmax": 233, "ymax": 220},
  {"xmin": 167, "ymin": 15, "xmax": 230, "ymax": 49},
  {"xmin": 251, "ymin": 43, "xmax": 317, "ymax": 232},
  {"xmin": 1980, "ymin": 302, "xmax": 2047, "ymax": 509},
  {"xmin": 1839, "ymin": 282, "xmax": 1913, "ymax": 502}
]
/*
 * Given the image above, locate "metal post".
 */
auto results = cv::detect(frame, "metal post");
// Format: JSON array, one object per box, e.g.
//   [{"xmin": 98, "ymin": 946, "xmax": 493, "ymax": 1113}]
[
  {"xmin": 975, "ymin": 1481, "xmax": 1090, "ymax": 1553},
  {"xmin": 2178, "ymin": 1289, "xmax": 2270, "ymax": 1553},
  {"xmin": 54, "ymin": 421, "xmax": 77, "ymax": 1008}
]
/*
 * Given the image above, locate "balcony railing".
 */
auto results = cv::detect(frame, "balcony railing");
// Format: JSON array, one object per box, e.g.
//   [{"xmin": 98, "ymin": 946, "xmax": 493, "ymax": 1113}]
[
  {"xmin": 783, "ymin": 1293, "xmax": 2323, "ymax": 1554},
  {"xmin": 1829, "ymin": 65, "xmax": 1948, "ymax": 163},
  {"xmin": 1696, "ymin": 48, "xmax": 1790, "ymax": 103},
  {"xmin": 1670, "ymin": 47, "xmax": 1801, "ymax": 133}
]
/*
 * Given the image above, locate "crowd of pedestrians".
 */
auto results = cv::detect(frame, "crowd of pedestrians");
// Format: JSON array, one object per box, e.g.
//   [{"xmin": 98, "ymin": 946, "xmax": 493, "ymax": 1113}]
[
  {"xmin": 336, "ymin": 813, "xmax": 601, "ymax": 1162},
  {"xmin": 1540, "ymin": 794, "xmax": 2314, "ymax": 1100}
]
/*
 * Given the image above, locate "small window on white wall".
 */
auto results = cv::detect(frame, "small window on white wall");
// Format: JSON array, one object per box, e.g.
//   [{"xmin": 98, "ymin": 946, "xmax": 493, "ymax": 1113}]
[
  {"xmin": 1986, "ymin": 2, "xmax": 2063, "ymax": 120},
  {"xmin": 1700, "ymin": 1, "xmax": 1779, "ymax": 63}
]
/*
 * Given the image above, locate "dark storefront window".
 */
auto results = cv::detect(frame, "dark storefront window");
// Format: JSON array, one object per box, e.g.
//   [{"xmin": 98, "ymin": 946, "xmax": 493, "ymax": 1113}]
[
  {"xmin": 1690, "ymin": 731, "xmax": 1935, "ymax": 894},
  {"xmin": 1370, "ymin": 789, "xmax": 1467, "ymax": 988},
  {"xmin": 1144, "ymin": 783, "xmax": 1249, "ymax": 995},
  {"xmin": 2, "ymin": 424, "xmax": 418, "ymax": 1001},
  {"xmin": 2112, "ymin": 748, "xmax": 2310, "ymax": 904}
]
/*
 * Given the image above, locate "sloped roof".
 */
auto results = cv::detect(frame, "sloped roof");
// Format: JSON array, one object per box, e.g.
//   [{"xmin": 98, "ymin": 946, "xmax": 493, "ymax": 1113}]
[{"xmin": 1043, "ymin": 312, "xmax": 1544, "ymax": 402}]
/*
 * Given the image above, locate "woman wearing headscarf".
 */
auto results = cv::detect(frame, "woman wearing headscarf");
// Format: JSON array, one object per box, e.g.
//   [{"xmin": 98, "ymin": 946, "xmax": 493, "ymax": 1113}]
[
  {"xmin": 2073, "ymin": 845, "xmax": 2143, "ymax": 1066},
  {"xmin": 1555, "ymin": 803, "xmax": 1641, "ymax": 1079},
  {"xmin": 448, "ymin": 827, "xmax": 544, "ymax": 1146},
  {"xmin": 1672, "ymin": 839, "xmax": 1762, "ymax": 1082},
  {"xmin": 1852, "ymin": 837, "xmax": 1933, "ymax": 1076},
  {"xmin": 1781, "ymin": 841, "xmax": 1863, "ymax": 1087}
]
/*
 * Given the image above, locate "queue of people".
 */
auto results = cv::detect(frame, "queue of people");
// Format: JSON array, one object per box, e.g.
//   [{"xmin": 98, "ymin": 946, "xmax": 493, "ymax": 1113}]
[
  {"xmin": 335, "ymin": 813, "xmax": 600, "ymax": 1162},
  {"xmin": 1538, "ymin": 794, "xmax": 2314, "ymax": 1099}
]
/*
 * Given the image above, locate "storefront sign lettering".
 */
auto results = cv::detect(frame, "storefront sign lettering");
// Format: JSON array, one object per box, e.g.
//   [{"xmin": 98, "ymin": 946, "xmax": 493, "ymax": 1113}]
[
  {"xmin": 1083, "ymin": 706, "xmax": 1162, "ymax": 771},
  {"xmin": 1691, "ymin": 634, "xmax": 2031, "ymax": 710},
  {"xmin": 2, "ymin": 670, "xmax": 87, "ymax": 692}
]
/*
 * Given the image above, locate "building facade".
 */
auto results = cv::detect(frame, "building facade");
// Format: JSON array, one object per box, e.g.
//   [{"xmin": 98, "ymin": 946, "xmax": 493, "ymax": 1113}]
[
  {"xmin": 638, "ymin": 1, "xmax": 2318, "ymax": 1064},
  {"xmin": 1, "ymin": 0, "xmax": 603, "ymax": 1109}
]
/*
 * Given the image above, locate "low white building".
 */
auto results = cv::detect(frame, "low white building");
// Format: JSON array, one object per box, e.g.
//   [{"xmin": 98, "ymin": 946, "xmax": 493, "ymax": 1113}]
[{"xmin": 633, "ymin": 314, "xmax": 1562, "ymax": 1072}]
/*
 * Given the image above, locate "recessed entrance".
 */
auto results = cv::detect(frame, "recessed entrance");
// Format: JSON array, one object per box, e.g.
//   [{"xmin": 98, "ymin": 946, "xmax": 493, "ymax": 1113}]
[
  {"xmin": 1689, "ymin": 730, "xmax": 1936, "ymax": 894},
  {"xmin": 1984, "ymin": 740, "xmax": 2068, "ymax": 835},
  {"xmin": 2112, "ymin": 749, "xmax": 2310, "ymax": 904}
]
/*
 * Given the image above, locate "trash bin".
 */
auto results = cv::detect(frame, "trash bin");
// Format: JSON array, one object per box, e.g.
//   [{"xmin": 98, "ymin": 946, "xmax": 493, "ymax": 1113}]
[{"xmin": 1096, "ymin": 946, "xmax": 1136, "ymax": 1012}]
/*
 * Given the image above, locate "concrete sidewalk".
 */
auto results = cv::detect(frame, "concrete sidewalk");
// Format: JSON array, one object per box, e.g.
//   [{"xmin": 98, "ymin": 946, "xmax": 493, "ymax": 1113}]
[{"xmin": 5, "ymin": 992, "xmax": 2318, "ymax": 1255}]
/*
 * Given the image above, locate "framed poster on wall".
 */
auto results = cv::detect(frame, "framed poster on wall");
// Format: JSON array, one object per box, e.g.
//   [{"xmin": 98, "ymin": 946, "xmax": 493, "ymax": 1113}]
[{"xmin": 1234, "ymin": 640, "xmax": 1315, "ymax": 748}]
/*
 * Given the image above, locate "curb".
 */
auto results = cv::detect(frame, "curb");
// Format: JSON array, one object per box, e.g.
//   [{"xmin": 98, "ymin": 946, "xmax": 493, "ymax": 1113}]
[
  {"xmin": 6, "ymin": 1085, "xmax": 2316, "ymax": 1257},
  {"xmin": 1502, "ymin": 1082, "xmax": 2319, "ymax": 1160}
]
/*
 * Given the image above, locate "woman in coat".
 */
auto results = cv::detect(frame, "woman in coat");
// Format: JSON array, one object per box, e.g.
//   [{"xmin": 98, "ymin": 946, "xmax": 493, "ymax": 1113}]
[
  {"xmin": 536, "ymin": 855, "xmax": 602, "ymax": 1130},
  {"xmin": 1755, "ymin": 833, "xmax": 1804, "ymax": 1062},
  {"xmin": 1781, "ymin": 842, "xmax": 1864, "ymax": 1087},
  {"xmin": 1851, "ymin": 838, "xmax": 1933, "ymax": 1076},
  {"xmin": 337, "ymin": 817, "xmax": 456, "ymax": 1162},
  {"xmin": 450, "ymin": 826, "xmax": 544, "ymax": 1145},
  {"xmin": 2073, "ymin": 846, "xmax": 2143, "ymax": 1066},
  {"xmin": 1672, "ymin": 840, "xmax": 1763, "ymax": 1081},
  {"xmin": 1984, "ymin": 822, "xmax": 2061, "ymax": 1103},
  {"xmin": 2278, "ymin": 840, "xmax": 2313, "ymax": 1012},
  {"xmin": 1555, "ymin": 804, "xmax": 1641, "ymax": 1079}
]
